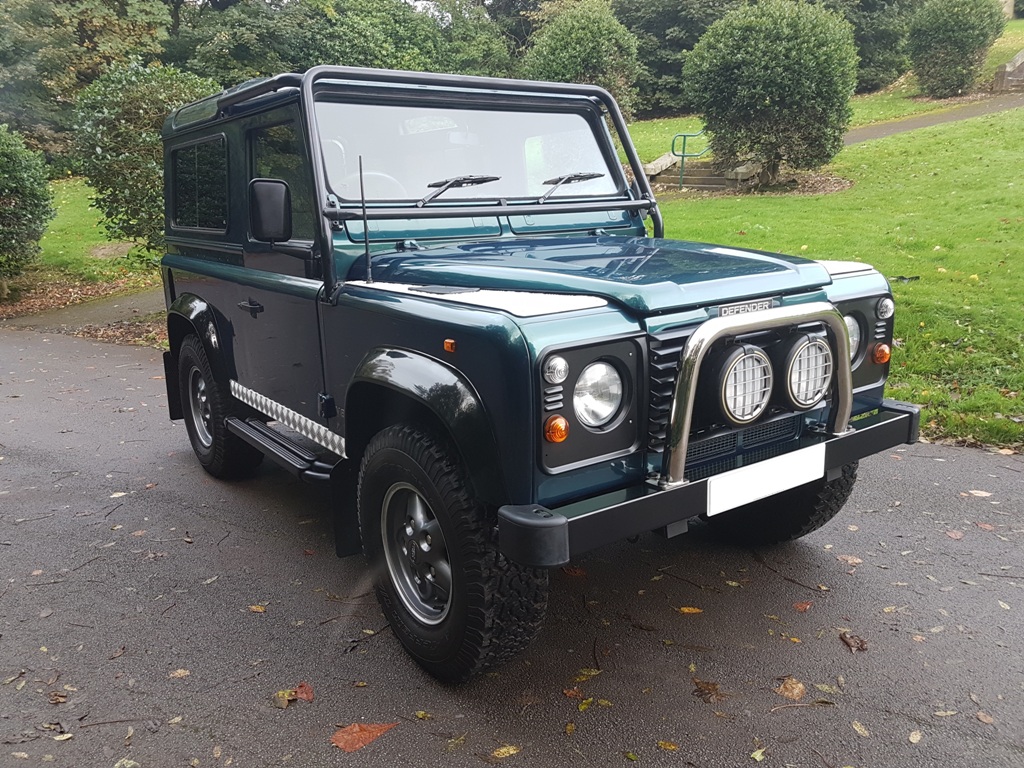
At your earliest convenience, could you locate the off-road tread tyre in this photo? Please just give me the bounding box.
[706,462,858,546]
[178,335,263,479]
[358,424,548,683]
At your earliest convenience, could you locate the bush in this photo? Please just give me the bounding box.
[683,0,858,184]
[73,62,218,254]
[0,124,54,297]
[830,0,919,93]
[523,0,641,119]
[908,0,1005,98]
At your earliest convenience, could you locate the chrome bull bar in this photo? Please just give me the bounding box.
[659,301,853,489]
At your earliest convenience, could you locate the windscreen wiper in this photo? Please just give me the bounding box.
[538,172,605,203]
[417,175,501,207]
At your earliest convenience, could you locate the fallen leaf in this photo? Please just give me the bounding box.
[909,730,922,744]
[573,668,602,683]
[624,751,639,762]
[968,490,992,497]
[597,699,613,707]
[578,697,594,712]
[815,683,841,695]
[933,710,957,717]
[414,711,431,720]
[48,691,67,705]
[561,566,586,577]
[852,721,870,737]
[203,576,218,585]
[912,635,926,643]
[751,747,766,761]
[774,676,806,701]
[793,601,813,613]
[294,682,313,702]
[448,734,466,751]
[840,632,868,653]
[491,745,520,759]
[977,712,994,725]
[946,530,964,540]
[249,605,266,613]
[303,549,315,556]
[110,492,127,498]
[725,580,741,587]
[168,669,191,679]
[272,690,296,709]
[353,681,368,688]
[330,723,398,752]
[130,530,146,537]
[998,601,1010,610]
[53,734,73,741]
[976,522,995,531]
[677,606,703,615]
[565,723,576,735]
[692,677,727,703]
[563,687,583,699]
[658,740,679,751]
[836,555,863,566]
[109,646,125,660]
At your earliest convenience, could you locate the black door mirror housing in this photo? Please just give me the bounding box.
[249,178,292,243]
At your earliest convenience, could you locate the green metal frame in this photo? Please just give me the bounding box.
[671,130,710,189]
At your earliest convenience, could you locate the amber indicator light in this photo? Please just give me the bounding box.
[443,339,457,353]
[544,415,569,443]
[873,343,891,365]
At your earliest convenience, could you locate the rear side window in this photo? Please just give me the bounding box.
[173,137,228,230]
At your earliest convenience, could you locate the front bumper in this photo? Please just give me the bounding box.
[498,399,920,567]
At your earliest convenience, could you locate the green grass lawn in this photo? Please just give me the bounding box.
[657,109,1024,447]
[27,177,157,287]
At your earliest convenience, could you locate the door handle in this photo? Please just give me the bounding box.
[238,299,264,318]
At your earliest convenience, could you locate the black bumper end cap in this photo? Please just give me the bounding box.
[881,398,921,444]
[497,504,569,568]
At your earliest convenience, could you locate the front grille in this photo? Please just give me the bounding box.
[647,323,809,475]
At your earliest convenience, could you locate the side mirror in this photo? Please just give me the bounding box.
[249,178,292,243]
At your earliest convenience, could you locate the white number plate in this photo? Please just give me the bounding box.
[706,443,826,516]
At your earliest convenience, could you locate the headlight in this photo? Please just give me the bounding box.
[784,335,833,408]
[718,344,772,425]
[844,314,861,360]
[574,362,623,428]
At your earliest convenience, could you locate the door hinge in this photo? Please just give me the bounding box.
[318,393,337,419]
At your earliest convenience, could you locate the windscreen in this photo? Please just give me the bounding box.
[314,100,620,202]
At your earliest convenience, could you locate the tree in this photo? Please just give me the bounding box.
[73,62,218,253]
[826,0,921,92]
[427,0,515,78]
[684,0,858,185]
[0,0,169,158]
[484,0,542,52]
[522,0,641,118]
[908,0,1005,98]
[297,0,447,73]
[613,0,740,116]
[0,124,54,299]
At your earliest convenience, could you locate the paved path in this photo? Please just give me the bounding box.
[0,287,165,333]
[845,90,1024,144]
[1,327,1022,767]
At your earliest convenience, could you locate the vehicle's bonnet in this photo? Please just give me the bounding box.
[358,236,833,314]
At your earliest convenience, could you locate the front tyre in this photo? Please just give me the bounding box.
[177,335,262,478]
[705,462,858,545]
[358,425,548,683]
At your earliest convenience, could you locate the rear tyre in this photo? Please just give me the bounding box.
[177,334,262,478]
[358,424,548,683]
[705,462,858,545]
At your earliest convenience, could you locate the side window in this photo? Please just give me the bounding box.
[173,137,228,230]
[251,122,315,240]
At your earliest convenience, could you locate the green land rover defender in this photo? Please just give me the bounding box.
[160,67,919,681]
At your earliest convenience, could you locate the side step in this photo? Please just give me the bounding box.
[226,417,337,483]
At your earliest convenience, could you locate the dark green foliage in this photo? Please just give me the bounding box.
[484,0,541,51]
[613,0,740,116]
[826,0,921,92]
[298,0,446,73]
[0,125,54,293]
[684,0,858,183]
[523,0,641,118]
[430,0,514,78]
[73,62,217,253]
[908,0,1005,98]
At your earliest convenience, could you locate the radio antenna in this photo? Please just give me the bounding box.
[359,155,372,283]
